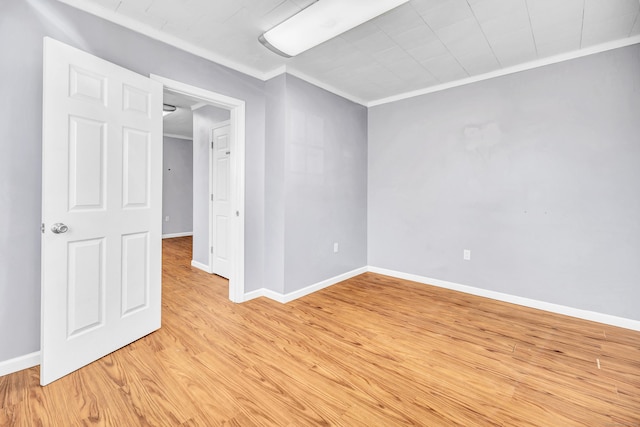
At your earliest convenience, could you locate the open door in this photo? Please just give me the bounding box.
[210,122,231,279]
[41,38,163,385]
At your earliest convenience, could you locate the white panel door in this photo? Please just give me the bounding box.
[211,124,231,279]
[41,38,163,385]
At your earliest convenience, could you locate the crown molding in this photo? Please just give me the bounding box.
[261,65,368,106]
[284,67,369,106]
[368,35,640,107]
[262,65,287,81]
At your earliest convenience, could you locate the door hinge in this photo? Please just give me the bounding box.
[236,211,240,217]
[211,141,214,149]
[210,246,213,254]
[41,223,45,234]
[211,194,214,201]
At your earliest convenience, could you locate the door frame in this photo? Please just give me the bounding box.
[209,120,231,277]
[150,75,245,303]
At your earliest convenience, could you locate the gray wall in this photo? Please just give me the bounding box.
[263,74,368,294]
[283,75,368,293]
[0,0,267,362]
[368,45,640,320]
[264,75,287,294]
[192,106,229,265]
[162,137,193,236]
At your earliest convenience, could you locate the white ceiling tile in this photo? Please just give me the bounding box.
[91,0,121,10]
[455,50,501,74]
[290,0,315,8]
[434,17,486,46]
[489,28,538,66]
[178,0,246,24]
[373,4,426,37]
[405,38,450,61]
[469,0,527,23]
[118,0,152,10]
[180,16,228,42]
[348,30,397,53]
[479,13,531,41]
[248,0,290,17]
[583,0,640,24]
[146,0,199,25]
[419,53,468,82]
[339,21,380,44]
[331,52,374,70]
[365,64,405,86]
[581,12,639,46]
[390,25,438,50]
[116,0,166,29]
[385,58,436,82]
[261,0,310,29]
[407,72,440,88]
[410,0,454,17]
[532,19,583,47]
[436,19,495,63]
[322,65,356,80]
[631,14,640,35]
[527,0,584,28]
[416,0,475,30]
[371,46,411,65]
[302,36,354,58]
[535,37,581,57]
[338,21,384,43]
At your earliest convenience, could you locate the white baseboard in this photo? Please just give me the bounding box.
[243,266,368,304]
[243,288,283,302]
[191,260,211,273]
[368,266,640,332]
[0,351,40,377]
[162,232,193,239]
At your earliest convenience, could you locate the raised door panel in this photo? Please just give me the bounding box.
[69,66,107,105]
[122,128,150,208]
[121,232,149,316]
[123,84,150,116]
[67,238,105,338]
[215,156,229,202]
[68,116,106,211]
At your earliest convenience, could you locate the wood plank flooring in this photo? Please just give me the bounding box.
[1,236,639,426]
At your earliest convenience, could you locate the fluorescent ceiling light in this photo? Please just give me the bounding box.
[259,0,410,58]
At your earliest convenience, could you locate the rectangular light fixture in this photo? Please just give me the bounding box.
[259,0,410,58]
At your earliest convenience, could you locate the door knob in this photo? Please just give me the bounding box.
[51,223,69,234]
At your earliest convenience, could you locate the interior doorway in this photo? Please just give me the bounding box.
[153,75,246,303]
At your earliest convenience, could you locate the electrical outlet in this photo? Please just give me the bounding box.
[463,249,471,261]
[165,216,170,222]
[333,243,339,253]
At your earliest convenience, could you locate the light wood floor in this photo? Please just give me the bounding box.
[1,237,639,426]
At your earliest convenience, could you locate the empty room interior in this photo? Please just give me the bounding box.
[1,0,639,425]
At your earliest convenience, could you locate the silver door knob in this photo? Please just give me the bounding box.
[51,223,69,234]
